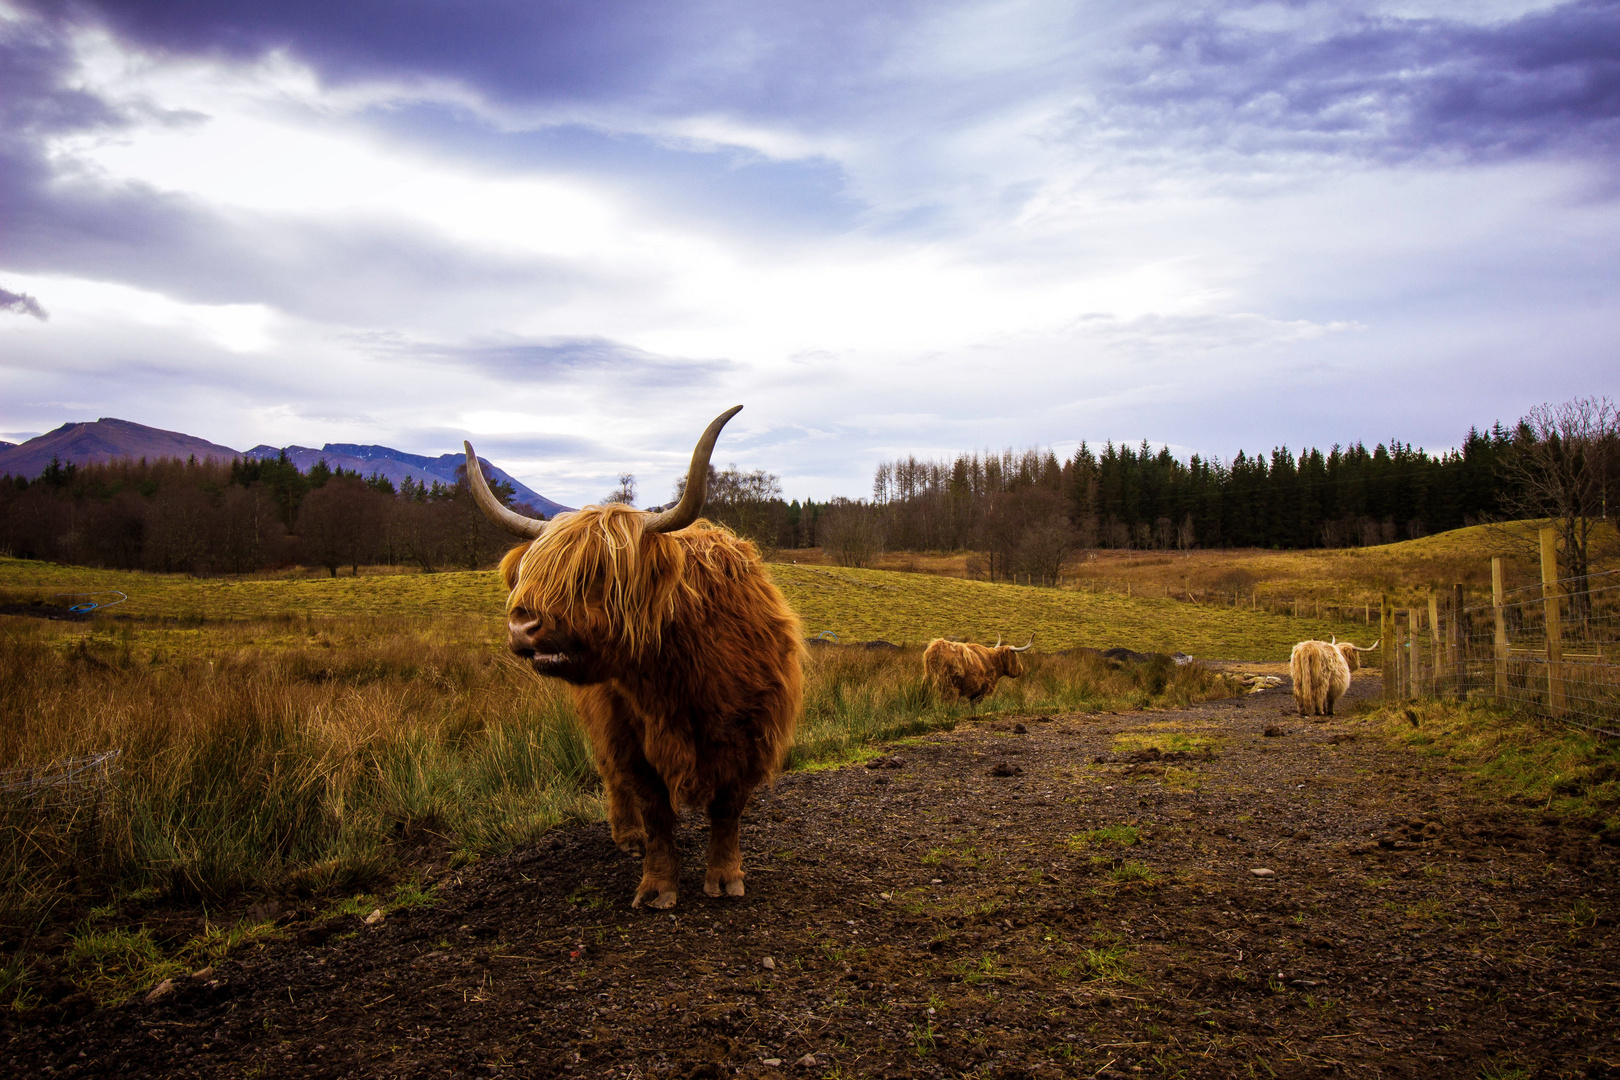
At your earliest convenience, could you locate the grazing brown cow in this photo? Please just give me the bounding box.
[1289,636,1379,716]
[923,635,1033,704]
[465,407,803,910]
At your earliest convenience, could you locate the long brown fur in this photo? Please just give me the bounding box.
[501,504,803,909]
[923,638,1027,704]
[1289,640,1352,717]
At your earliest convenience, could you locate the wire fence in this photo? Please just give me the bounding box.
[0,749,122,811]
[1384,560,1620,737]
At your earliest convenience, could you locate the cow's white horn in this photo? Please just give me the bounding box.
[645,406,744,535]
[1010,634,1035,653]
[464,442,548,538]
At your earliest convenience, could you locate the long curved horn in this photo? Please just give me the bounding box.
[464,442,547,539]
[1330,634,1338,645]
[644,406,743,534]
[1010,634,1035,653]
[993,635,1003,648]
[1355,639,1381,651]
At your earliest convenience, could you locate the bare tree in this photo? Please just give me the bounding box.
[676,464,784,556]
[1175,513,1196,552]
[819,498,884,568]
[1499,396,1620,599]
[1016,515,1076,584]
[604,473,636,505]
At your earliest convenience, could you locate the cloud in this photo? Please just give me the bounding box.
[1088,1,1620,166]
[13,0,917,120]
[0,286,47,319]
[375,334,736,388]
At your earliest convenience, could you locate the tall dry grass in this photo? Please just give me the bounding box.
[0,617,595,930]
[0,615,1238,931]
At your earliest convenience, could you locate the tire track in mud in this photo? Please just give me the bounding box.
[9,675,1619,1078]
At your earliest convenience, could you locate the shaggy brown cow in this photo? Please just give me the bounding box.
[1331,634,1380,675]
[1289,636,1379,716]
[465,407,803,910]
[923,635,1033,704]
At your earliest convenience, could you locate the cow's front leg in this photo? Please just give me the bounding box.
[602,774,646,858]
[703,784,751,898]
[623,765,681,909]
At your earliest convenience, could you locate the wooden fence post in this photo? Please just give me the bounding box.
[1381,594,1396,700]
[1453,582,1468,699]
[1492,556,1508,703]
[1541,526,1565,716]
[1432,592,1445,693]
[1407,606,1423,698]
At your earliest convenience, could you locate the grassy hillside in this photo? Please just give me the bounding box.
[769,563,1366,658]
[1,555,1363,660]
[791,518,1620,611]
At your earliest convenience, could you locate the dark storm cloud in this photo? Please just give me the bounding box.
[0,288,48,319]
[1099,1,1620,162]
[393,335,734,388]
[13,0,916,120]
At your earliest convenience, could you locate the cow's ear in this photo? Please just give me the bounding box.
[500,543,531,590]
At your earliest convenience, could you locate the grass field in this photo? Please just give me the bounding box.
[0,553,1244,945]
[792,518,1620,610]
[1,553,1374,661]
[0,523,1605,1008]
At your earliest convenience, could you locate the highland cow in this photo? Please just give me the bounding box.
[1289,636,1379,716]
[465,407,803,910]
[923,635,1033,704]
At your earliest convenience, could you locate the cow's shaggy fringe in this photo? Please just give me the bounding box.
[501,505,690,659]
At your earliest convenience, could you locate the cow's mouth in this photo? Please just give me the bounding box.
[529,652,570,669]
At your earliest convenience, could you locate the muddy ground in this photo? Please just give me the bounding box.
[8,674,1620,1079]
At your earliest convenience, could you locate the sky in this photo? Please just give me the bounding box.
[1,0,1617,507]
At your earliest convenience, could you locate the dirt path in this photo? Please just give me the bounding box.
[9,676,1620,1079]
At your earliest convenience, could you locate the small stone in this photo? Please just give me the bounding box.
[763,1061,783,1068]
[1013,723,1027,734]
[364,908,386,926]
[878,892,892,901]
[930,878,943,885]
[143,978,175,1004]
[761,956,776,970]
[796,1055,818,1067]
[1250,868,1275,877]
[190,965,214,981]
[1263,725,1286,737]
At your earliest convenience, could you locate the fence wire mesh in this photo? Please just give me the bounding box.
[0,749,121,811]
[1390,569,1620,736]
[1478,568,1620,736]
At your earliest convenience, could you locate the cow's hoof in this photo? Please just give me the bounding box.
[703,874,745,898]
[633,888,678,910]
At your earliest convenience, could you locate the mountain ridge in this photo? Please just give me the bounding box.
[0,419,573,517]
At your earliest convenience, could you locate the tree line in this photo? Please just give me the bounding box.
[829,398,1619,582]
[3,397,1614,581]
[0,453,525,576]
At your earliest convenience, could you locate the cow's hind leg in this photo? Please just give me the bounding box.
[703,784,752,898]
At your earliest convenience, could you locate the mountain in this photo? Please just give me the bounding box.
[243,443,573,518]
[0,418,573,517]
[0,418,239,478]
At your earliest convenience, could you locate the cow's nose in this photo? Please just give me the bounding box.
[507,612,542,657]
